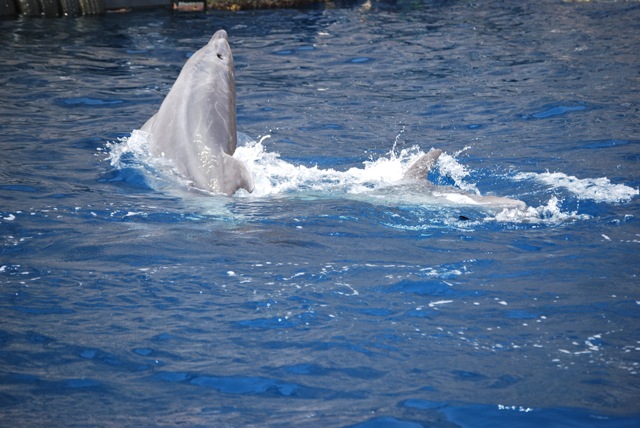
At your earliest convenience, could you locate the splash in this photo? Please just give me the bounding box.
[106,129,150,169]
[488,197,591,224]
[108,132,491,201]
[437,147,480,195]
[515,171,638,204]
[106,129,192,190]
[106,131,635,225]
[233,135,427,197]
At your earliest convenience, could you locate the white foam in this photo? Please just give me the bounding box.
[106,129,150,168]
[106,130,203,193]
[515,171,638,203]
[234,137,423,197]
[109,132,493,205]
[488,197,591,224]
[437,148,480,195]
[107,131,634,226]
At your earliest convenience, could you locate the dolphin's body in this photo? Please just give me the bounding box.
[138,30,522,208]
[404,149,526,210]
[141,30,254,195]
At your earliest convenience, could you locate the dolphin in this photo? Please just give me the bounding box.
[141,29,254,196]
[404,148,527,210]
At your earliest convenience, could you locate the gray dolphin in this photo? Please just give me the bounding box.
[404,149,526,210]
[141,29,254,195]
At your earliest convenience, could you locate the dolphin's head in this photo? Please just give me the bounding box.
[208,29,234,72]
[200,29,236,156]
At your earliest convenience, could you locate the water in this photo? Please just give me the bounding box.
[1,1,639,426]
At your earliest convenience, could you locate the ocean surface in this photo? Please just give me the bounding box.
[1,1,639,426]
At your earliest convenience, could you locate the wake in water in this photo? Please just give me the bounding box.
[106,131,638,225]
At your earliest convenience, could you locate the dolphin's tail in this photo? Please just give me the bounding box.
[402,148,527,210]
[404,148,442,180]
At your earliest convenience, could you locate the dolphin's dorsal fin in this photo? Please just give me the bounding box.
[404,148,442,180]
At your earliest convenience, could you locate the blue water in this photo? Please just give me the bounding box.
[1,1,640,426]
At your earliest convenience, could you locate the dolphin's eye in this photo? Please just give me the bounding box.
[217,54,223,60]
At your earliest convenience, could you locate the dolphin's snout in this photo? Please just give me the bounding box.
[211,29,228,41]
